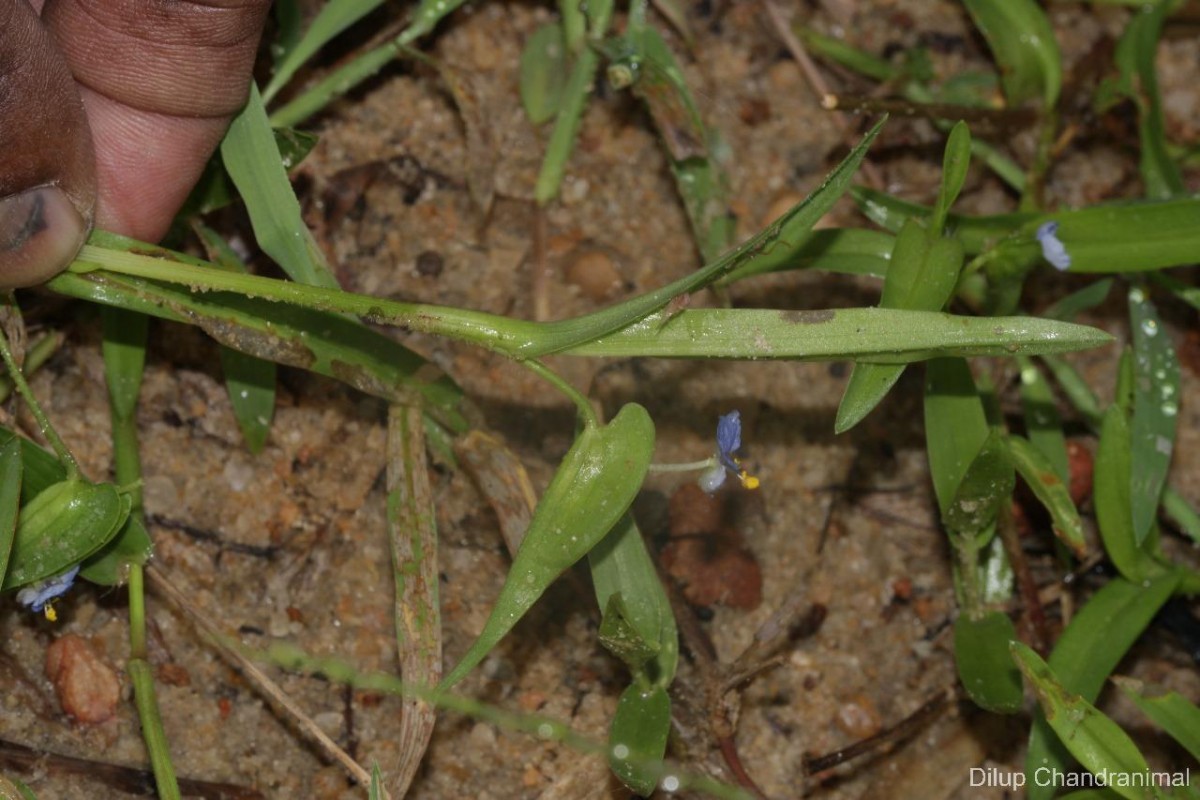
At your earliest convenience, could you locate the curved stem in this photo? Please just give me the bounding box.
[649,458,717,473]
[522,360,598,428]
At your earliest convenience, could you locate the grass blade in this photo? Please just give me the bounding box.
[962,0,1062,108]
[1113,677,1200,763]
[1106,2,1186,199]
[0,439,22,585]
[1024,572,1181,800]
[1017,357,1068,481]
[520,23,568,125]
[1013,643,1155,800]
[262,0,391,104]
[1127,285,1179,544]
[221,84,339,289]
[718,228,893,284]
[1006,434,1085,557]
[195,223,277,454]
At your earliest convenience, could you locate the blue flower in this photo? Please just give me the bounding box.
[1036,221,1071,271]
[700,411,760,493]
[16,565,80,621]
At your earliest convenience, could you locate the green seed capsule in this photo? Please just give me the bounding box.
[2,480,129,591]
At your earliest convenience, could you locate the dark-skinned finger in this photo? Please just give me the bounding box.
[42,0,271,242]
[0,0,96,290]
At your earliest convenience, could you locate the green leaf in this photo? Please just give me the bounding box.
[50,253,466,434]
[718,228,893,284]
[961,0,1062,108]
[1161,488,1200,545]
[924,358,991,517]
[194,223,279,454]
[1013,643,1155,800]
[101,308,148,420]
[368,763,385,800]
[0,439,22,586]
[221,84,340,289]
[1114,677,1200,763]
[438,404,655,690]
[2,480,130,590]
[566,308,1111,362]
[1046,279,1114,322]
[534,2,615,205]
[598,593,661,671]
[853,189,1200,272]
[79,514,152,586]
[945,430,1014,540]
[608,684,671,795]
[930,121,972,234]
[836,219,963,432]
[1094,406,1164,581]
[520,23,568,125]
[1024,572,1181,800]
[1128,286,1179,545]
[180,126,318,219]
[529,118,887,356]
[1007,435,1086,558]
[267,0,470,129]
[590,514,678,686]
[1107,2,1186,199]
[1040,354,1103,429]
[1017,357,1068,481]
[955,611,1023,713]
[262,0,391,103]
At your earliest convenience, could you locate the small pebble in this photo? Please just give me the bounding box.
[835,695,882,739]
[415,250,444,277]
[46,634,120,724]
[565,250,621,301]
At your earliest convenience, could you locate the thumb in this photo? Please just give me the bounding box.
[0,0,96,290]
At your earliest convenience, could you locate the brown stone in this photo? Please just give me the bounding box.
[45,634,120,724]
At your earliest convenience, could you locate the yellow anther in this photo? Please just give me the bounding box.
[739,471,760,490]
[44,603,58,622]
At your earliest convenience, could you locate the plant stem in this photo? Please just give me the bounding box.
[522,360,599,427]
[648,458,717,473]
[128,657,182,800]
[72,244,539,355]
[0,311,81,479]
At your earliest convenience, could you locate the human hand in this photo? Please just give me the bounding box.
[0,0,271,289]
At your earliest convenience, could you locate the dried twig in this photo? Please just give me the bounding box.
[762,0,885,190]
[145,565,376,792]
[385,404,442,798]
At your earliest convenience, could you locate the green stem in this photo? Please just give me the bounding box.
[71,244,539,355]
[648,458,716,473]
[128,658,182,800]
[0,332,62,404]
[523,360,598,427]
[0,314,81,478]
[129,564,147,660]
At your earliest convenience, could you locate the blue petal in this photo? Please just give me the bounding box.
[16,565,80,613]
[1036,221,1071,271]
[716,411,741,454]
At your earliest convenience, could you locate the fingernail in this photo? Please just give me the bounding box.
[0,186,89,290]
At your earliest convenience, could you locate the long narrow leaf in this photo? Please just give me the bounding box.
[438,404,654,691]
[1127,285,1179,544]
[221,84,340,289]
[1024,572,1181,800]
[565,308,1112,361]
